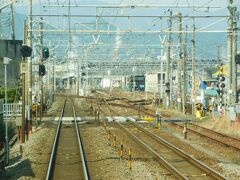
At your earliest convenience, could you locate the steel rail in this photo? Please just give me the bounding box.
[171,122,240,151]
[113,120,187,180]
[45,99,66,180]
[130,122,227,180]
[94,92,121,116]
[72,100,90,180]
[116,96,156,117]
[189,123,240,142]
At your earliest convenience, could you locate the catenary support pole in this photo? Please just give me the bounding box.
[21,63,26,143]
[27,0,33,132]
[40,17,43,122]
[4,63,9,165]
[10,3,15,40]
[177,13,183,111]
[166,10,172,108]
[191,18,196,115]
[21,21,28,143]
[231,5,238,103]
[182,26,188,114]
[52,58,55,101]
[227,0,233,106]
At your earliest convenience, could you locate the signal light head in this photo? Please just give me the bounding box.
[39,64,46,76]
[220,83,225,88]
[217,74,225,81]
[21,45,32,58]
[42,47,49,60]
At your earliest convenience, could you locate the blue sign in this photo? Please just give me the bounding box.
[199,81,207,89]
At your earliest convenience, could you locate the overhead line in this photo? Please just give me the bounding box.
[31,14,229,18]
[28,29,230,33]
[42,4,221,9]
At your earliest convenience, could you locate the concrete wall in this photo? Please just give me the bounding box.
[0,59,20,87]
[0,40,22,87]
[0,40,22,60]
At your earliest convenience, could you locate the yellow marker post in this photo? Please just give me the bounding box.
[183,122,187,139]
[120,140,123,158]
[128,148,132,170]
[97,111,99,122]
[196,110,202,118]
[104,122,107,132]
[156,111,161,129]
[114,133,116,148]
[108,130,111,145]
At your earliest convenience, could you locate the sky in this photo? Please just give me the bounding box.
[31,0,232,6]
[5,0,237,9]
[0,0,237,16]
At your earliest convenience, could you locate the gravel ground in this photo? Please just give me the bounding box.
[2,90,240,179]
[74,95,175,179]
[94,89,240,179]
[162,122,240,179]
[196,116,240,138]
[0,96,64,180]
[0,125,55,180]
[80,123,174,180]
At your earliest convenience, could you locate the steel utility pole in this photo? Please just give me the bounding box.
[159,35,166,100]
[182,26,188,114]
[21,62,26,143]
[10,3,15,40]
[4,57,12,165]
[27,0,32,136]
[21,21,28,143]
[166,10,172,108]
[160,45,164,99]
[227,0,233,106]
[77,59,80,96]
[52,58,55,101]
[40,17,43,122]
[177,13,183,111]
[4,61,8,165]
[231,4,238,103]
[191,18,196,115]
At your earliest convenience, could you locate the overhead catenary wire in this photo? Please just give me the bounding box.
[25,1,233,67]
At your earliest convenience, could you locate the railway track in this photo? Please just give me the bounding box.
[170,122,240,151]
[45,99,89,180]
[114,121,226,180]
[96,90,156,116]
[101,91,240,152]
[95,91,228,179]
[97,91,240,152]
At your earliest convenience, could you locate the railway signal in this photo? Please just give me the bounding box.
[165,82,170,93]
[39,64,46,76]
[20,44,32,58]
[42,47,49,60]
[236,53,240,64]
[216,71,225,109]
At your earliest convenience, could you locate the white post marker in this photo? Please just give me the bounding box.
[3,57,12,166]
